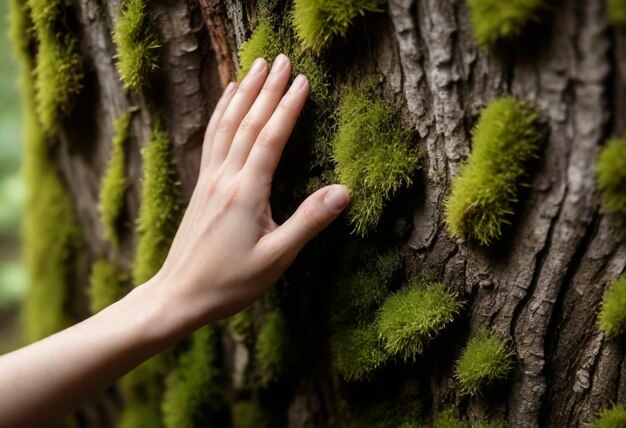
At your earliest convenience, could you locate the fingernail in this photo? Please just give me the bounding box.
[288,74,307,93]
[248,58,266,76]
[271,54,289,73]
[324,186,350,212]
[224,81,236,94]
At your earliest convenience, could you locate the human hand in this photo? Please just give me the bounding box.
[152,54,350,328]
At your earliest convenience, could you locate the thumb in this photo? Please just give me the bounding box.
[262,185,350,260]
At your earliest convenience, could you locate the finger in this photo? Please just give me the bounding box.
[257,185,350,262]
[224,54,292,172]
[200,81,238,172]
[208,58,269,171]
[242,74,309,180]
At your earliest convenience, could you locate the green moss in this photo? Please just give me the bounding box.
[331,323,388,381]
[333,86,418,236]
[256,310,289,385]
[607,0,626,25]
[229,306,254,339]
[113,0,160,90]
[455,328,514,395]
[377,281,461,361]
[99,112,131,247]
[466,0,547,50]
[332,247,402,323]
[88,259,127,314]
[162,326,223,428]
[433,408,469,428]
[11,0,83,341]
[597,138,626,219]
[232,401,267,428]
[237,17,330,106]
[292,0,385,53]
[28,0,83,132]
[131,120,181,285]
[119,354,170,428]
[445,96,541,246]
[599,275,626,337]
[346,399,422,428]
[593,404,626,428]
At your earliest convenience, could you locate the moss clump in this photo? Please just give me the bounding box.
[599,275,626,337]
[445,96,541,246]
[433,408,468,428]
[113,0,160,90]
[466,0,547,50]
[131,120,181,285]
[377,281,461,361]
[455,328,514,395]
[292,0,385,52]
[119,354,170,428]
[27,0,83,132]
[256,310,289,385]
[162,326,223,428]
[346,397,422,428]
[596,138,626,219]
[333,86,418,236]
[593,404,626,428]
[99,112,131,247]
[332,247,402,323]
[331,323,388,381]
[88,259,127,314]
[232,401,267,428]
[237,17,330,107]
[607,0,626,25]
[11,0,83,341]
[229,306,254,339]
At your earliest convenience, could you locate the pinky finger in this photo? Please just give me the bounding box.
[200,81,238,173]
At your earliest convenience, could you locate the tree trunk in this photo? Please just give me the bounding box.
[11,0,626,426]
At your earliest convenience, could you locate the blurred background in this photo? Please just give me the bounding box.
[0,1,28,353]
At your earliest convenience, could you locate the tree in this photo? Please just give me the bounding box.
[8,0,626,426]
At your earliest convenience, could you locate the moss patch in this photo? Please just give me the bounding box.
[28,0,83,132]
[11,0,83,341]
[131,120,181,285]
[607,0,626,25]
[99,112,131,248]
[377,281,461,361]
[596,138,626,219]
[466,0,547,50]
[119,354,170,428]
[292,0,385,53]
[455,328,514,395]
[162,326,223,428]
[333,86,418,236]
[331,322,388,381]
[445,96,541,246]
[332,246,402,324]
[113,0,160,90]
[255,309,289,385]
[232,401,267,428]
[433,407,468,428]
[88,259,127,313]
[599,275,626,337]
[593,403,626,428]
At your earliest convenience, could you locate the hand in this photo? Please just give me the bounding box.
[152,54,350,326]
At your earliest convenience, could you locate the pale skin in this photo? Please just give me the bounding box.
[0,54,350,427]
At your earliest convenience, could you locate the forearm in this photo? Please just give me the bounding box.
[0,278,193,427]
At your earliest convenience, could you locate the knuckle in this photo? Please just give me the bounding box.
[238,116,263,135]
[255,130,276,149]
[216,116,236,135]
[300,204,325,232]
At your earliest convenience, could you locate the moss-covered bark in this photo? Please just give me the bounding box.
[11,0,626,426]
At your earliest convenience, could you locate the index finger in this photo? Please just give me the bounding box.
[241,74,309,181]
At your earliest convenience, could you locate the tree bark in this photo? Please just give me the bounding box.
[19,0,626,426]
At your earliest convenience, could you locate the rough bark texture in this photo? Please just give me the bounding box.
[41,0,626,426]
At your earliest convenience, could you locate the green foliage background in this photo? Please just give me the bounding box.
[0,0,27,351]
